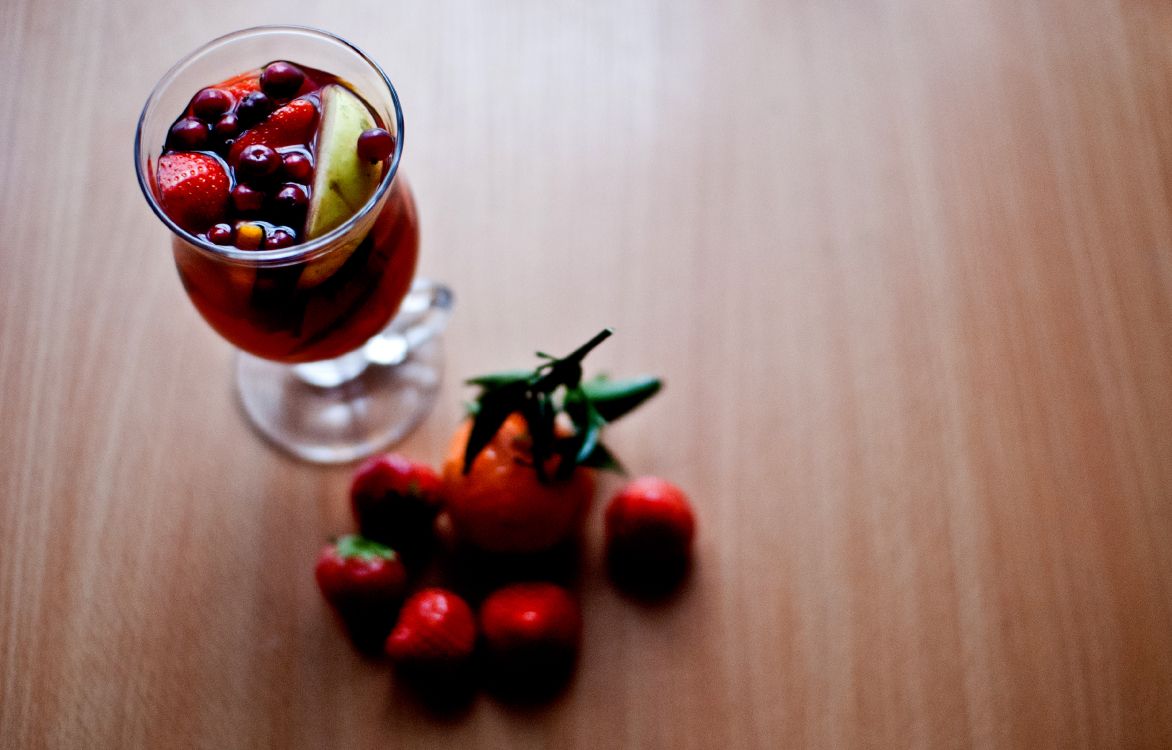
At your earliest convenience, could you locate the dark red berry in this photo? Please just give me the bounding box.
[236,91,274,127]
[231,184,265,213]
[265,227,298,249]
[236,144,281,184]
[207,223,234,245]
[191,88,232,121]
[272,183,308,217]
[605,477,696,596]
[281,151,313,183]
[168,118,209,150]
[213,113,239,139]
[356,128,394,163]
[260,62,305,98]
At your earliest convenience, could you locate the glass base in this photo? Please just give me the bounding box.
[234,281,451,463]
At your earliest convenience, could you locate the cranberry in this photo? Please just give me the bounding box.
[236,91,274,127]
[213,113,239,139]
[236,144,281,184]
[265,227,298,249]
[191,88,232,121]
[281,151,313,183]
[167,118,209,150]
[260,62,305,98]
[231,184,265,213]
[356,128,394,163]
[207,223,234,245]
[272,183,308,218]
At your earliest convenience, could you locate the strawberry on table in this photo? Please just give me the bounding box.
[350,453,442,560]
[480,582,582,701]
[156,152,230,234]
[314,534,407,653]
[605,477,696,597]
[481,582,581,660]
[385,588,477,666]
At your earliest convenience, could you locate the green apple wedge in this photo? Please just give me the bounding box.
[299,84,386,287]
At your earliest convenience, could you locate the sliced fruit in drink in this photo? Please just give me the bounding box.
[299,84,386,286]
[306,84,384,239]
[228,99,318,163]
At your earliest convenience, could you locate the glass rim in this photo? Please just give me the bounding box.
[134,24,404,264]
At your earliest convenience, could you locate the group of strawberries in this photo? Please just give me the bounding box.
[315,329,692,700]
[314,451,695,700]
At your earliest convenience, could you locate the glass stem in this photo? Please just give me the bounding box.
[292,347,370,387]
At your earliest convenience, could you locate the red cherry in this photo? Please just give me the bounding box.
[356,128,394,163]
[236,91,274,127]
[236,144,281,184]
[265,227,297,249]
[191,88,232,121]
[281,151,313,183]
[207,223,233,245]
[261,62,306,98]
[231,184,264,213]
[168,118,209,150]
[213,113,239,139]
[272,183,308,217]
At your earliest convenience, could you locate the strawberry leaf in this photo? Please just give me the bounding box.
[336,534,397,561]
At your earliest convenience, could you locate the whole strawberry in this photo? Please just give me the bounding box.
[480,582,582,701]
[351,453,442,561]
[605,477,696,596]
[156,152,229,234]
[315,535,407,653]
[385,588,476,667]
[481,582,581,658]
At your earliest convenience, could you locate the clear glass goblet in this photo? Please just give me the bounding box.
[135,26,451,463]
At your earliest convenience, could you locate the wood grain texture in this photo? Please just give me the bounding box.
[2,1,1172,747]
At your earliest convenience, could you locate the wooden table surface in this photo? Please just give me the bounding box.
[3,1,1172,747]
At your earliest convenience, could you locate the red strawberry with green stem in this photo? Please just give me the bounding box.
[314,534,407,653]
[156,152,229,234]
